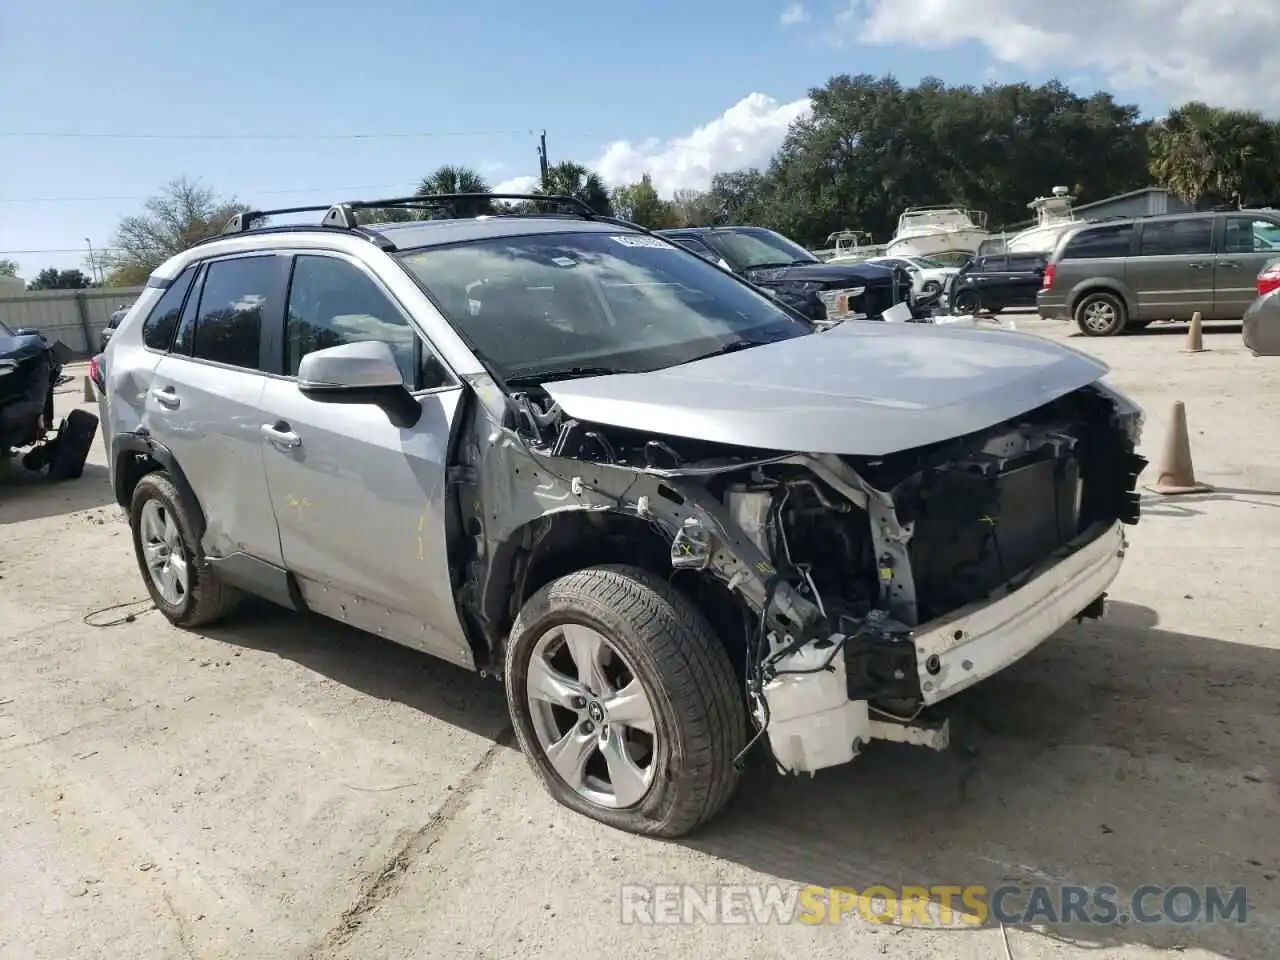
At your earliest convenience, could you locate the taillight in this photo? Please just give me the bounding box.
[1042,263,1057,290]
[1257,262,1280,296]
[88,355,103,388]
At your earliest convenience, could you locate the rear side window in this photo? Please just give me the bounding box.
[1224,217,1280,254]
[189,256,278,370]
[1006,254,1046,271]
[1138,218,1213,257]
[1063,223,1134,259]
[141,267,197,350]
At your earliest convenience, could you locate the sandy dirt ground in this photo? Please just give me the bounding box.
[1,316,1277,960]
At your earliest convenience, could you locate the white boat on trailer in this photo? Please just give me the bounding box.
[981,186,1080,256]
[886,206,990,262]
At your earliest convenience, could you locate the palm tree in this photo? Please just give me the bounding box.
[413,164,494,217]
[538,161,613,215]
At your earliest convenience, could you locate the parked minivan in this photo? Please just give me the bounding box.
[1037,209,1280,336]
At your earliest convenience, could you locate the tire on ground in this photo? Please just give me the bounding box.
[1074,291,1128,337]
[129,472,241,627]
[505,564,746,838]
[47,409,98,481]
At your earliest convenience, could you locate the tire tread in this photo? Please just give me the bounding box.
[507,564,746,837]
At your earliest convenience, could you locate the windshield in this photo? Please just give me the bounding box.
[397,230,812,382]
[907,255,948,269]
[700,228,819,271]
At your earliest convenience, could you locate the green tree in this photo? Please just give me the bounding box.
[671,189,720,227]
[538,161,612,215]
[1148,102,1280,206]
[610,174,679,228]
[28,267,91,290]
[105,177,248,286]
[756,74,1152,247]
[0,259,18,278]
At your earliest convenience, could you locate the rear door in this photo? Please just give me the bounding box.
[998,253,1047,307]
[1215,214,1280,317]
[146,253,289,564]
[1129,216,1215,320]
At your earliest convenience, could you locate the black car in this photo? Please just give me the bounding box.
[100,307,129,352]
[0,321,98,479]
[949,252,1048,315]
[656,226,910,325]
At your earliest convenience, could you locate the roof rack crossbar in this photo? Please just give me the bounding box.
[221,204,337,235]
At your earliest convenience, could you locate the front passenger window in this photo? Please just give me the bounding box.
[285,255,441,388]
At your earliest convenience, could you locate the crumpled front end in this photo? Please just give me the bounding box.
[0,334,57,450]
[458,371,1145,778]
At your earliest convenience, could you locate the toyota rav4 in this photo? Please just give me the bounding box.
[101,194,1146,837]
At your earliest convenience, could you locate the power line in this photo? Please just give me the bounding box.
[0,182,417,204]
[0,128,535,141]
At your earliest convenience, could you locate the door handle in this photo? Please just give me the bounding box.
[1187,262,1209,269]
[151,386,180,409]
[260,422,302,449]
[1218,260,1240,268]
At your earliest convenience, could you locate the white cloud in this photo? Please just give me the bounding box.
[492,175,539,194]
[779,2,808,25]
[843,0,1280,113]
[488,92,811,199]
[593,93,811,195]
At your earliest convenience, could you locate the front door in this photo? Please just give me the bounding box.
[146,253,288,565]
[1129,216,1215,320]
[1215,215,1280,318]
[256,252,474,669]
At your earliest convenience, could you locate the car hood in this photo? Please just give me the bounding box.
[745,261,895,286]
[542,322,1109,457]
[0,332,49,363]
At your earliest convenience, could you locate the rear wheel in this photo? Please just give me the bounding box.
[130,473,241,627]
[505,564,746,838]
[1074,292,1127,336]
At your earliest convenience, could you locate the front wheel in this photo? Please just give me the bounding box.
[921,279,942,296]
[952,289,981,314]
[1074,292,1128,337]
[505,565,746,838]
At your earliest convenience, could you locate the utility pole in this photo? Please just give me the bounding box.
[537,130,549,186]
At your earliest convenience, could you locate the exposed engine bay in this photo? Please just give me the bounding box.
[457,372,1145,779]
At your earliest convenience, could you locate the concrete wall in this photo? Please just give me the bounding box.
[0,286,144,356]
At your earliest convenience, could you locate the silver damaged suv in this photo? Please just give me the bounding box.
[102,194,1147,837]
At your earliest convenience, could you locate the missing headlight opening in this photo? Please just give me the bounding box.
[457,376,1145,780]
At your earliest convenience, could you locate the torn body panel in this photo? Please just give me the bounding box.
[455,371,1145,776]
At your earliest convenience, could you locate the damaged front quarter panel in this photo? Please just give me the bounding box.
[449,379,828,676]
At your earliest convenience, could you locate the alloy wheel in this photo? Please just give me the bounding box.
[525,623,658,809]
[139,499,189,606]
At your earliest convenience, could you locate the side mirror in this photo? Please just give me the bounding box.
[297,341,421,428]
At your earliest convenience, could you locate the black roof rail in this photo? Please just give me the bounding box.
[321,192,601,227]
[221,204,335,234]
[202,192,657,259]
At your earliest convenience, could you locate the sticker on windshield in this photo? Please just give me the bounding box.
[610,235,672,249]
[552,256,577,267]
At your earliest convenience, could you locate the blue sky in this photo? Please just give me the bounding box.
[0,0,1234,281]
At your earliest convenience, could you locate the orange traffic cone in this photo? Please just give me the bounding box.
[1145,400,1213,495]
[1182,312,1205,353]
